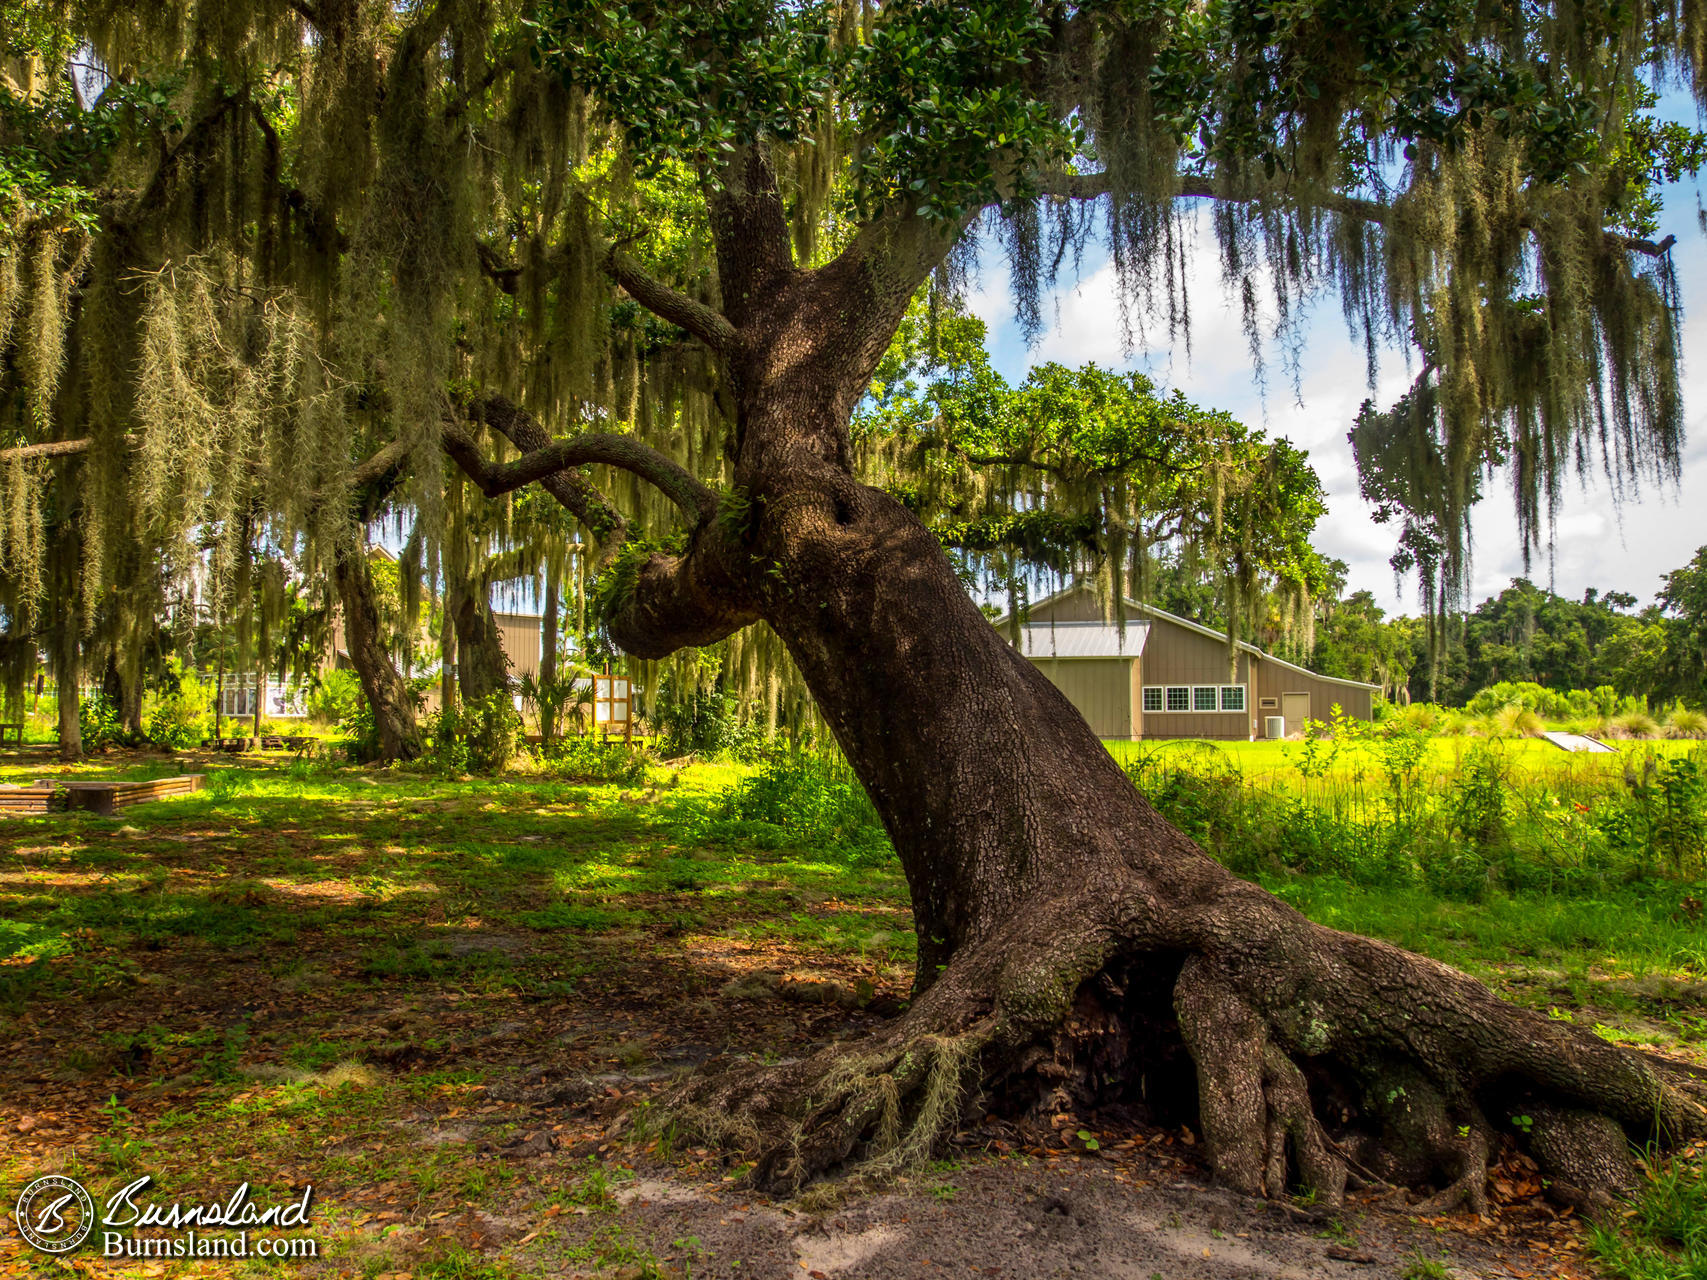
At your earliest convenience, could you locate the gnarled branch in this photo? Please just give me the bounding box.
[439,396,627,569]
[449,395,718,523]
[604,539,761,659]
[475,241,522,295]
[605,249,738,355]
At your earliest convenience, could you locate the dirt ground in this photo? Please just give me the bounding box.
[598,1158,1586,1280]
[451,1068,1596,1280]
[0,755,1625,1278]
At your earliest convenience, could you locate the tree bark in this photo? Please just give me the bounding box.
[540,564,560,744]
[54,611,81,761]
[448,578,510,707]
[101,616,146,741]
[439,602,456,715]
[101,657,127,738]
[330,541,423,762]
[121,664,144,739]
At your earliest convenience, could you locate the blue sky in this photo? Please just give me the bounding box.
[963,189,1707,619]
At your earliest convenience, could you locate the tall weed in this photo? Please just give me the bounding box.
[696,751,891,866]
[1124,738,1707,897]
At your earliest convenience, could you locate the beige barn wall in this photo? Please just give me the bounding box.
[1031,658,1137,739]
[1252,662,1374,735]
[1136,624,1254,740]
[1029,591,1131,625]
[1019,587,1374,741]
[493,612,543,681]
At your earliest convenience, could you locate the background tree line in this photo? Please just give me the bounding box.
[1299,546,1707,710]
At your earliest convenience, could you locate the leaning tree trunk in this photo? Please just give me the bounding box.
[330,542,423,762]
[101,650,145,743]
[468,157,1707,1217]
[611,397,1706,1219]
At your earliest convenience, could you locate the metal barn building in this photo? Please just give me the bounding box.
[1000,585,1376,741]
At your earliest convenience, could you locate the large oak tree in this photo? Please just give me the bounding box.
[5,0,1707,1212]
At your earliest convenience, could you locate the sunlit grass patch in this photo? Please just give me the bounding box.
[1590,1144,1707,1280]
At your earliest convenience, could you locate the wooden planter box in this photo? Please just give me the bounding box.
[0,782,64,814]
[56,774,207,817]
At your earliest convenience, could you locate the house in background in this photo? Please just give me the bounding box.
[998,585,1376,741]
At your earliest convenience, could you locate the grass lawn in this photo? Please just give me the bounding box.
[2,747,1703,1279]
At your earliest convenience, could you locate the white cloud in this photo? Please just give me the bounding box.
[966,207,1707,616]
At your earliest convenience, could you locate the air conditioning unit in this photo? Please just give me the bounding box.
[1264,715,1286,740]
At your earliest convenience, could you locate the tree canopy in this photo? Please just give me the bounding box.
[3,0,1703,668]
[855,301,1334,659]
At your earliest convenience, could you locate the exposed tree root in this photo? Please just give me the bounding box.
[662,881,1707,1216]
[670,1020,995,1194]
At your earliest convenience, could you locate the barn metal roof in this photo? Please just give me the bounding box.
[997,586,1381,691]
[1016,621,1150,659]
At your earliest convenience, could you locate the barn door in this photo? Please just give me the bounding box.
[1281,692,1311,738]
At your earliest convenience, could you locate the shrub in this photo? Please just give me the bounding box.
[700,752,891,865]
[1451,747,1510,849]
[78,692,124,750]
[651,672,759,758]
[1435,709,1471,737]
[340,700,382,763]
[1612,711,1661,739]
[306,669,364,726]
[1493,704,1544,738]
[1664,706,1707,739]
[1468,681,1555,718]
[1395,703,1441,732]
[535,735,649,785]
[426,691,522,774]
[145,660,212,748]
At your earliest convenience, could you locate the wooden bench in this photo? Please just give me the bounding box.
[0,722,25,747]
[58,774,207,817]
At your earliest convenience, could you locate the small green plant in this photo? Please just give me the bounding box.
[1400,1251,1451,1280]
[1317,1218,1356,1246]
[1589,1148,1707,1280]
[1293,717,1342,779]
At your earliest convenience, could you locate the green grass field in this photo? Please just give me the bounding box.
[1,745,1703,1278]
